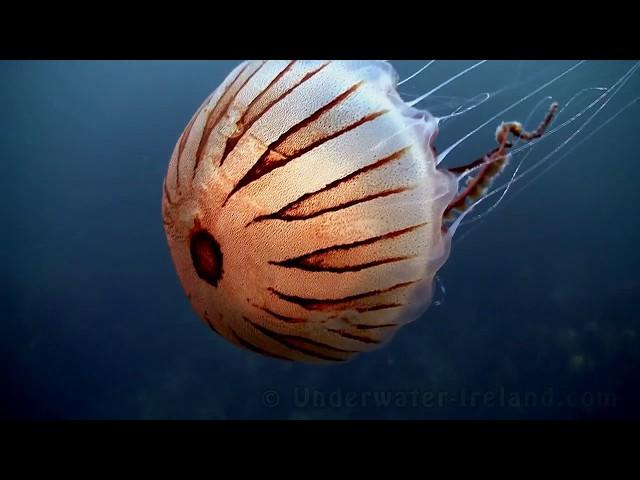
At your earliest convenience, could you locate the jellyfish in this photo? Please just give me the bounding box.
[162,60,639,363]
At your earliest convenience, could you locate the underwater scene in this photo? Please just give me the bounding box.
[2,60,639,419]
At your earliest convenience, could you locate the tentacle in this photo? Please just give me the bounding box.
[443,101,558,220]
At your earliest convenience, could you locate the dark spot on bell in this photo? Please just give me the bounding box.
[190,228,223,288]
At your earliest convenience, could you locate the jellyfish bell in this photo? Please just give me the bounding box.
[162,60,637,363]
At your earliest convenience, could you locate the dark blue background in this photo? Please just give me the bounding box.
[2,60,638,419]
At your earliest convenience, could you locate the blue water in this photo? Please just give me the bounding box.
[2,60,639,419]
